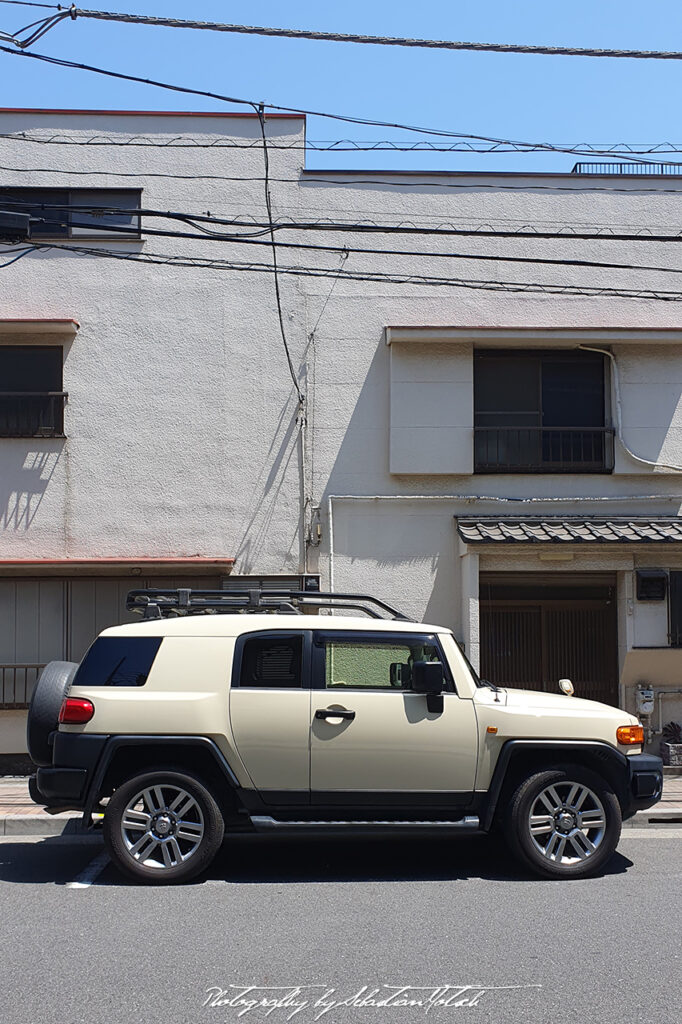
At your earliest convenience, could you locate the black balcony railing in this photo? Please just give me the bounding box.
[0,392,67,437]
[474,426,615,473]
[0,664,45,709]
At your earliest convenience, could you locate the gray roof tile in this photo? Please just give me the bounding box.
[456,517,682,543]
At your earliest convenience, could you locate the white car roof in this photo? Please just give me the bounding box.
[100,614,450,638]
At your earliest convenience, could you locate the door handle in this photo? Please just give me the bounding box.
[315,708,356,721]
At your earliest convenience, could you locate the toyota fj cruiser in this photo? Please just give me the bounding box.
[27,587,663,883]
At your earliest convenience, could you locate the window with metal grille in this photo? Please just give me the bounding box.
[239,635,303,688]
[474,349,614,473]
[0,188,141,239]
[0,346,66,437]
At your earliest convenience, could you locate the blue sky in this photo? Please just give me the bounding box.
[2,0,682,171]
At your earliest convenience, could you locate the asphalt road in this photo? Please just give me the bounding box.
[0,830,680,1024]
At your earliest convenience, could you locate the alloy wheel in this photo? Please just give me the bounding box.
[120,783,205,870]
[528,781,607,866]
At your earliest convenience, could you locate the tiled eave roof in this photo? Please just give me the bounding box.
[456,518,682,544]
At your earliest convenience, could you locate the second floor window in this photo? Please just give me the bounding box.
[474,349,614,474]
[0,188,141,239]
[0,346,66,437]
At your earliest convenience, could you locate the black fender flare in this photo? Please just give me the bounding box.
[481,739,629,831]
[82,734,243,824]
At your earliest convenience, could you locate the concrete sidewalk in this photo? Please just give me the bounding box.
[1,773,681,837]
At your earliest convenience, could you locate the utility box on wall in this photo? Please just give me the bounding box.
[636,570,667,601]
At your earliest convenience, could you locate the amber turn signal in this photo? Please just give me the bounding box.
[616,724,644,746]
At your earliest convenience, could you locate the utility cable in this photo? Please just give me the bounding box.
[21,240,682,302]
[0,41,679,168]
[9,195,682,243]
[18,5,682,62]
[255,104,303,406]
[10,209,682,278]
[579,345,682,472]
[7,132,682,158]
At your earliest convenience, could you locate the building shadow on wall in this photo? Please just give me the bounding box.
[0,442,63,530]
[233,390,302,573]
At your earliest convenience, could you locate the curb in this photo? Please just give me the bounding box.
[1,813,83,837]
[623,806,682,827]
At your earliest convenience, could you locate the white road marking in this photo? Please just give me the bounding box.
[621,827,682,838]
[66,850,110,888]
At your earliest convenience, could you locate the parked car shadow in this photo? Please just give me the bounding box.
[0,833,634,887]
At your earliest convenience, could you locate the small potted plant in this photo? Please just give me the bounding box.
[660,721,682,766]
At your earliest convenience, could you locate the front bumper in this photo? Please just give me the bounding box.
[623,752,664,817]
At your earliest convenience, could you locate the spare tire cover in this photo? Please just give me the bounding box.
[26,660,79,767]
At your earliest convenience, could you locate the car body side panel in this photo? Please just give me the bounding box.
[62,635,254,788]
[310,691,478,795]
[229,689,312,791]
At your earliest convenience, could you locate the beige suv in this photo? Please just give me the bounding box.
[27,587,663,884]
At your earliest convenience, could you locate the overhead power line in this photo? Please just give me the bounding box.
[8,155,682,197]
[15,240,682,303]
[6,204,682,276]
[254,102,303,405]
[5,196,682,243]
[9,4,682,61]
[6,132,682,158]
[0,42,680,170]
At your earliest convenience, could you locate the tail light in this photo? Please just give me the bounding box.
[59,697,94,724]
[616,724,644,746]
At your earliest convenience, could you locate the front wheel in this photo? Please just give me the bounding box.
[104,771,225,884]
[505,766,622,879]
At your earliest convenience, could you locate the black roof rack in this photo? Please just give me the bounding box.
[126,588,410,621]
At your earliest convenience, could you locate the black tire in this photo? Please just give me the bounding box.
[505,765,622,880]
[26,660,78,767]
[104,770,225,884]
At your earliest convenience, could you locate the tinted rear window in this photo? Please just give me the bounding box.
[73,636,162,687]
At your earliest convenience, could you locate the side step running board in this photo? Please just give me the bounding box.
[250,815,480,833]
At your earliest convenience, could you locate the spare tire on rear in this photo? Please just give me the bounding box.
[26,660,78,767]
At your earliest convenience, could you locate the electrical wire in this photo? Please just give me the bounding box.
[255,103,303,405]
[9,155,682,196]
[0,243,35,265]
[10,209,682,278]
[0,2,57,8]
[21,5,682,62]
[2,41,681,169]
[20,240,682,302]
[8,196,682,244]
[7,132,682,158]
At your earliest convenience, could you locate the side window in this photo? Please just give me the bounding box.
[239,635,303,688]
[321,635,445,691]
[73,636,162,687]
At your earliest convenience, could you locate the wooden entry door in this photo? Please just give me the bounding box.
[480,597,618,706]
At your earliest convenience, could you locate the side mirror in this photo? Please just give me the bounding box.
[412,660,444,695]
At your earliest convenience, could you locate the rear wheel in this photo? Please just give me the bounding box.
[505,765,622,879]
[104,770,225,884]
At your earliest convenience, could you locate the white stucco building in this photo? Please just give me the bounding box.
[2,108,682,753]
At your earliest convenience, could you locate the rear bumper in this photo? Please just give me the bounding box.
[30,732,108,810]
[33,767,87,804]
[622,753,664,817]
